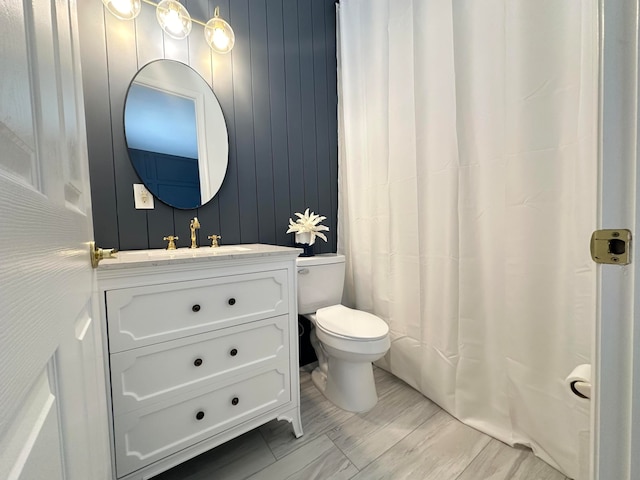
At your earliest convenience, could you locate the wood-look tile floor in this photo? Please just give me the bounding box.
[155,366,569,480]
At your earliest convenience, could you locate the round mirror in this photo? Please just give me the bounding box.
[124,60,228,209]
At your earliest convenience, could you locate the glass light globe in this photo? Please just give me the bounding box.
[156,0,192,40]
[205,11,235,54]
[102,0,141,20]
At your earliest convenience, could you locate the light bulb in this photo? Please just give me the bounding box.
[164,9,183,35]
[102,0,141,20]
[111,0,132,15]
[156,0,192,39]
[212,28,230,50]
[205,9,235,54]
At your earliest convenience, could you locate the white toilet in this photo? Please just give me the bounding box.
[297,254,390,412]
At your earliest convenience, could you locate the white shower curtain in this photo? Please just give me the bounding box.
[337,1,597,478]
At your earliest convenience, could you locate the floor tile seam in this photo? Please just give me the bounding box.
[326,402,425,452]
[376,381,405,399]
[259,434,344,480]
[325,433,362,476]
[271,425,345,459]
[257,427,279,464]
[378,389,435,405]
[324,397,442,469]
[271,440,308,461]
[309,409,357,442]
[244,435,320,480]
[376,377,441,412]
[271,416,352,461]
[345,403,442,472]
[281,450,357,480]
[241,459,277,479]
[279,449,336,480]
[242,453,287,480]
[268,390,354,459]
[505,448,532,479]
[451,437,495,480]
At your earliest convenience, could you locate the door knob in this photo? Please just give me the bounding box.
[90,242,118,268]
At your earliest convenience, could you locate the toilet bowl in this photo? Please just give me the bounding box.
[297,254,390,412]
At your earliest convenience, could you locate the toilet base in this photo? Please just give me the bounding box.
[305,313,386,413]
[311,357,379,413]
[311,367,327,393]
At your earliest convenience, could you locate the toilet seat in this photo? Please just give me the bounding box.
[315,305,389,341]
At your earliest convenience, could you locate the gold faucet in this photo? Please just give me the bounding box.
[189,217,200,249]
[163,235,178,250]
[207,234,221,248]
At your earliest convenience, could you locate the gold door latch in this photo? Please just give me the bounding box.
[590,229,632,265]
[90,242,118,268]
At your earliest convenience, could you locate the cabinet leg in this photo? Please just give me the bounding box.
[277,408,303,438]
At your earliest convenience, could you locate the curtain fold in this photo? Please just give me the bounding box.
[337,1,597,477]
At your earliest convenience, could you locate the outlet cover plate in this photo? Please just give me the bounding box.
[133,184,154,209]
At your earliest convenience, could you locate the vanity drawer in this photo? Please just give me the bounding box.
[110,315,289,414]
[106,270,288,352]
[113,368,290,477]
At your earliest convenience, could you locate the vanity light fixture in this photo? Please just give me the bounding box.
[100,0,235,53]
[204,7,235,54]
[101,0,141,20]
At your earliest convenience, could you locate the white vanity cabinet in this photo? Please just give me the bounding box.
[97,245,303,480]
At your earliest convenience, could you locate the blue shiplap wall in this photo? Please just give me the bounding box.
[77,0,338,253]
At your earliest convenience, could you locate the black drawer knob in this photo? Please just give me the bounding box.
[194,358,203,367]
[195,411,205,420]
[229,348,238,357]
[192,304,201,312]
[231,397,239,406]
[228,298,236,306]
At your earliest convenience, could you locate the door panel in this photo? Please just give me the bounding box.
[56,303,110,480]
[0,1,37,186]
[0,0,109,478]
[0,368,64,480]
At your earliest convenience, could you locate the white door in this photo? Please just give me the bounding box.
[594,1,640,479]
[0,1,110,479]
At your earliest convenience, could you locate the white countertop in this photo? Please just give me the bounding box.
[98,243,302,270]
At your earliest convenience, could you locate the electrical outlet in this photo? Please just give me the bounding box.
[134,184,154,209]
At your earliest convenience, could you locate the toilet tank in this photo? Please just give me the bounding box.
[296,254,346,314]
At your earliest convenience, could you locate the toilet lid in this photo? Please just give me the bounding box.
[315,305,389,340]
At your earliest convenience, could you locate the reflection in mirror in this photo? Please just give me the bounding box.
[124,60,228,209]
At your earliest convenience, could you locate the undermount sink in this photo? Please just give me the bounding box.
[146,245,251,257]
[148,245,250,257]
[115,245,252,262]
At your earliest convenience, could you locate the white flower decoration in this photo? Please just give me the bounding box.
[286,208,329,245]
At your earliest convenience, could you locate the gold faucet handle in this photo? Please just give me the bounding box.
[207,234,221,248]
[163,235,179,250]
